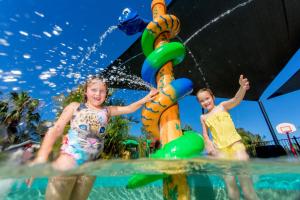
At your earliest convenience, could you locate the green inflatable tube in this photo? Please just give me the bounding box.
[145,42,185,69]
[126,131,204,189]
[141,29,156,57]
[141,42,186,86]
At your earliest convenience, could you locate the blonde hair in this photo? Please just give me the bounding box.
[83,75,108,102]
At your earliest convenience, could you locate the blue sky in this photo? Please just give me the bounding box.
[0,0,299,142]
[0,0,154,114]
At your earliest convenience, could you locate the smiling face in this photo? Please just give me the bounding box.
[85,78,107,108]
[197,90,215,111]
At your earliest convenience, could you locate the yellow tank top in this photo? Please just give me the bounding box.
[205,111,241,149]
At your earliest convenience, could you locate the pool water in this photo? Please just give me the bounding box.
[1,157,300,200]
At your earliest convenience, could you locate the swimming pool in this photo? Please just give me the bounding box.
[1,157,300,199]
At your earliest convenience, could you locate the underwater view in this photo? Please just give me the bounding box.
[1,158,300,199]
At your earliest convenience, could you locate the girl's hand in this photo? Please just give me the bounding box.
[205,139,217,156]
[239,75,250,90]
[29,156,48,166]
[143,88,158,103]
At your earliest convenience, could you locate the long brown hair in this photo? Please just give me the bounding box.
[83,75,109,102]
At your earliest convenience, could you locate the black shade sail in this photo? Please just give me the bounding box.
[102,0,300,100]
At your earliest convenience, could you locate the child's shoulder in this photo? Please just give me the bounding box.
[69,102,80,106]
[215,104,226,111]
[200,114,207,121]
[59,102,80,116]
[201,105,225,120]
[66,102,81,110]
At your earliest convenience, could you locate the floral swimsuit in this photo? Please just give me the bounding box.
[61,104,109,165]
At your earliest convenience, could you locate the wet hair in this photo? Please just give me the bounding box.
[83,75,109,102]
[196,88,214,98]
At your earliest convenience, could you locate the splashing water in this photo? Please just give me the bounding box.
[79,25,118,67]
[105,64,152,90]
[110,0,254,90]
[117,52,144,69]
[176,36,210,89]
[110,74,152,90]
[184,0,254,45]
[104,52,153,89]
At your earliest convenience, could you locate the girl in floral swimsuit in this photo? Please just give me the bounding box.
[60,103,110,166]
[27,76,158,199]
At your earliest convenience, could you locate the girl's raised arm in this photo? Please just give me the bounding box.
[221,74,250,111]
[109,89,158,116]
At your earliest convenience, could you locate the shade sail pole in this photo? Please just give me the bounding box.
[258,101,280,145]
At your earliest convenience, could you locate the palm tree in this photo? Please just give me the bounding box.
[26,100,40,126]
[0,101,8,122]
[102,116,131,159]
[1,91,40,145]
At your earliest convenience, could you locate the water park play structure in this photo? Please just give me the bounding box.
[1,0,300,199]
[118,0,205,199]
[113,0,300,101]
[109,0,300,153]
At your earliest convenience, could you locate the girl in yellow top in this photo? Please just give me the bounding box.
[197,75,258,200]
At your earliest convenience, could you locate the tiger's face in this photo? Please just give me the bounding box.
[74,110,107,136]
[77,133,103,155]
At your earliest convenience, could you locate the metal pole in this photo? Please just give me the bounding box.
[258,101,280,145]
[286,133,297,157]
[293,136,300,151]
